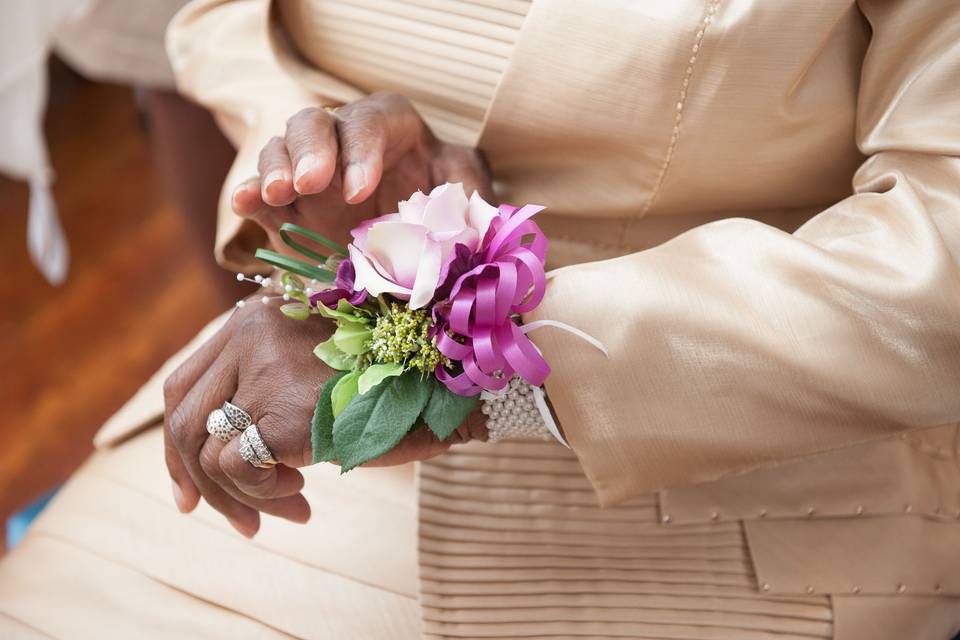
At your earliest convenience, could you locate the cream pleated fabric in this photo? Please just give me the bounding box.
[1,1,958,638]
[418,441,833,639]
[276,0,531,145]
[164,1,960,635]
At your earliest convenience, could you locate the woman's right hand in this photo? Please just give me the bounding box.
[231,91,493,248]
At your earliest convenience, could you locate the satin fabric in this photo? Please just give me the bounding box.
[178,0,957,633]
[168,1,960,634]
[162,0,960,628]
[1,1,958,638]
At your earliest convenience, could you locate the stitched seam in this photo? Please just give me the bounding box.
[639,0,721,219]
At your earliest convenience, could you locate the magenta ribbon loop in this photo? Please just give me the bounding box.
[437,203,551,396]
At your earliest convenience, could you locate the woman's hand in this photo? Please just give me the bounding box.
[163,300,484,537]
[231,91,492,249]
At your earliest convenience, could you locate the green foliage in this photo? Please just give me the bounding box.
[316,299,369,325]
[422,379,479,440]
[331,370,361,417]
[332,371,432,472]
[358,362,404,395]
[313,337,357,371]
[280,302,311,320]
[281,272,305,291]
[254,248,335,282]
[278,222,348,260]
[311,372,348,463]
[333,322,372,355]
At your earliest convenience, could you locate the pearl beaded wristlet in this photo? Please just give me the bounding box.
[480,377,568,446]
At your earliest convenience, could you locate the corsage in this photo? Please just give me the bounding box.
[240,183,602,471]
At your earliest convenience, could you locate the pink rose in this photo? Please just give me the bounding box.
[348,182,499,309]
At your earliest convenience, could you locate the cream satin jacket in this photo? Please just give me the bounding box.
[160,0,960,635]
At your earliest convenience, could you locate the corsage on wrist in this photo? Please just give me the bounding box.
[243,183,602,471]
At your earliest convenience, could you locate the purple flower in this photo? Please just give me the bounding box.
[347,183,501,309]
[310,259,368,309]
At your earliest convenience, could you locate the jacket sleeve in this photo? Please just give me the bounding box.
[526,0,960,505]
[166,0,361,271]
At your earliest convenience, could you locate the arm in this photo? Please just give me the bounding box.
[527,0,960,505]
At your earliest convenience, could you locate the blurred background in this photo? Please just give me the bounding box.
[0,1,244,551]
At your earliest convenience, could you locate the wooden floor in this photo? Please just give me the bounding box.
[0,75,232,527]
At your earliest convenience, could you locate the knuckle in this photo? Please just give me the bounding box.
[369,90,409,111]
[162,381,178,410]
[168,404,189,444]
[162,369,186,408]
[243,469,278,498]
[340,117,386,155]
[260,136,283,158]
[285,107,319,129]
[220,448,247,480]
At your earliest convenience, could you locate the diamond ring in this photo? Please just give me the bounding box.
[222,401,253,431]
[239,425,277,469]
[206,408,241,442]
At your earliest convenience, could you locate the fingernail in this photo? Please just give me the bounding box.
[344,163,367,202]
[294,153,321,191]
[171,480,189,513]
[231,183,248,209]
[262,170,289,198]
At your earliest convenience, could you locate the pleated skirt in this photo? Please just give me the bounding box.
[417,440,834,639]
[0,427,834,638]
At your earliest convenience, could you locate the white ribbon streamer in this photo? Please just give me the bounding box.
[520,319,609,357]
[532,385,569,448]
[520,319,609,448]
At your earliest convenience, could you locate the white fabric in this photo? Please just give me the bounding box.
[0,0,187,285]
[0,0,90,285]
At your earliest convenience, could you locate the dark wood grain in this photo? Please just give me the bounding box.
[0,69,233,528]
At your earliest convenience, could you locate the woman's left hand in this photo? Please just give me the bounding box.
[163,300,485,538]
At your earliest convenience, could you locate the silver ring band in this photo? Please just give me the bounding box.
[206,408,240,442]
[222,401,253,431]
[239,425,277,468]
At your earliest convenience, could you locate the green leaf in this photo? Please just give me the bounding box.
[280,302,311,320]
[316,299,367,324]
[281,272,305,291]
[333,322,372,355]
[422,379,479,440]
[333,371,432,472]
[358,362,404,394]
[331,370,361,418]
[279,222,349,260]
[311,372,348,463]
[313,337,357,371]
[254,248,335,282]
